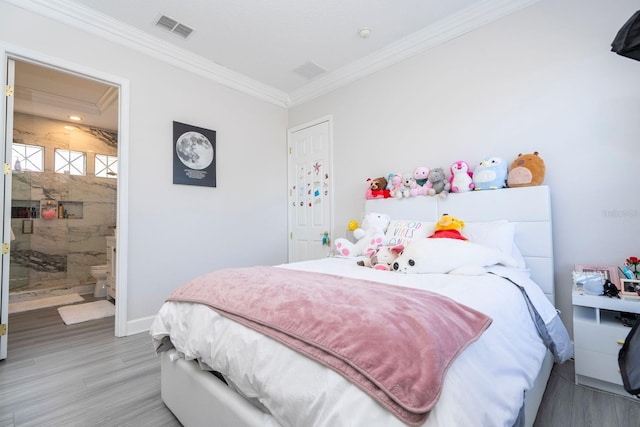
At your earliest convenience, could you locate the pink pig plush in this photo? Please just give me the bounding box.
[410,166,430,197]
[357,244,404,270]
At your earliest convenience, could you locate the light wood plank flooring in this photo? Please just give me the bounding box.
[0,298,180,427]
[535,358,640,426]
[2,299,640,426]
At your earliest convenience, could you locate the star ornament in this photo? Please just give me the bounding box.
[313,162,321,174]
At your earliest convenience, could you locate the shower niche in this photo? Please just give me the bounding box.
[39,201,84,220]
[11,200,40,219]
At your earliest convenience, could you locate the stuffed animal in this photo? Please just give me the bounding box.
[507,152,546,188]
[449,161,474,193]
[426,168,450,198]
[399,173,414,198]
[365,177,390,199]
[357,244,404,270]
[428,214,468,241]
[410,166,430,197]
[472,157,508,190]
[334,212,391,257]
[388,174,404,199]
[392,238,517,275]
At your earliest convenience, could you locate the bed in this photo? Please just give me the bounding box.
[150,185,572,427]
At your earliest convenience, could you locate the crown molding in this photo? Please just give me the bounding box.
[6,0,539,109]
[15,86,100,115]
[5,0,290,108]
[288,0,540,106]
[97,86,119,114]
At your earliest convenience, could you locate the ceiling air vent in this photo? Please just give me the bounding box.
[155,14,194,39]
[293,61,327,79]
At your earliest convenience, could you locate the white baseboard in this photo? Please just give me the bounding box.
[126,315,156,336]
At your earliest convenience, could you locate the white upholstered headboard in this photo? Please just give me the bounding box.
[364,186,555,305]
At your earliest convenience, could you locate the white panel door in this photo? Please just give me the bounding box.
[0,58,15,360]
[287,118,332,263]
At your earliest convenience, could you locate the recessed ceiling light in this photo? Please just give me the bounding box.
[68,115,82,121]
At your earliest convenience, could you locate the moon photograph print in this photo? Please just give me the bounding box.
[173,121,216,187]
[176,132,213,170]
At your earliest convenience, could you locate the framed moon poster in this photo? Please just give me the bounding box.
[173,121,216,187]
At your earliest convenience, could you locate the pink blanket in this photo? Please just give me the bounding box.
[167,266,492,425]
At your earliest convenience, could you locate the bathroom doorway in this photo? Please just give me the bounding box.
[5,59,119,328]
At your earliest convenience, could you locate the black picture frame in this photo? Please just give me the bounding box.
[173,121,216,187]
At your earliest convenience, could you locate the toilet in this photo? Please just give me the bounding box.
[91,264,109,298]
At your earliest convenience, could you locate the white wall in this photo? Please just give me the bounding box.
[0,2,289,329]
[289,0,640,334]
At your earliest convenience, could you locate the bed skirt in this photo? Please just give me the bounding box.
[159,349,555,427]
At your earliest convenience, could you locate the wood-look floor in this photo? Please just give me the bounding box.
[0,298,180,427]
[534,359,640,427]
[1,300,640,427]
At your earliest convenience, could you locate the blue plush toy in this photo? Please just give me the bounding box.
[472,157,508,190]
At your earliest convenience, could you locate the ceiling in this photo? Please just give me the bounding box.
[14,60,119,131]
[10,0,538,130]
[70,0,481,95]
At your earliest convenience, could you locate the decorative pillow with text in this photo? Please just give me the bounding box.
[384,220,434,246]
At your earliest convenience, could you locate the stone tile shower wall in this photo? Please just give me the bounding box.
[10,113,117,292]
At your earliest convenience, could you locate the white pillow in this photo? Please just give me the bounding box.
[384,219,434,246]
[510,242,527,269]
[462,220,526,268]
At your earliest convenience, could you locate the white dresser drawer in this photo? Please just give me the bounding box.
[573,318,629,355]
[575,347,623,386]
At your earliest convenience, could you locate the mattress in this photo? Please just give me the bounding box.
[151,256,566,427]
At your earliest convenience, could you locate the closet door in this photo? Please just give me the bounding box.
[287,118,333,263]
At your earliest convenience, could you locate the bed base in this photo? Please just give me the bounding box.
[160,349,554,427]
[160,350,275,427]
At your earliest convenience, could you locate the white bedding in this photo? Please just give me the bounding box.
[151,257,561,427]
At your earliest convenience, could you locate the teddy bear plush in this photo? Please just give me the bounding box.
[357,244,404,270]
[392,238,517,275]
[426,167,450,198]
[428,214,468,241]
[449,161,474,193]
[365,177,390,199]
[507,152,545,188]
[334,212,391,257]
[410,166,430,197]
[399,173,415,197]
[472,157,508,190]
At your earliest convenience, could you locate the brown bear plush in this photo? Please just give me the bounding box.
[507,152,545,187]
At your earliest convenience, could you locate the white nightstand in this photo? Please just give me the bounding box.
[572,286,640,396]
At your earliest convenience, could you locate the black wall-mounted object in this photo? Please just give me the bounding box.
[611,10,640,61]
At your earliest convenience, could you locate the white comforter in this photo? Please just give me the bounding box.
[150,257,560,427]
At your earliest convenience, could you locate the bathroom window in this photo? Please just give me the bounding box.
[95,154,118,178]
[54,149,86,176]
[12,143,44,172]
